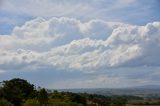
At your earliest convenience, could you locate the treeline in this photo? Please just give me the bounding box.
[0,78,144,106]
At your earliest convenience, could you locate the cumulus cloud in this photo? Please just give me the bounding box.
[0,17,160,72]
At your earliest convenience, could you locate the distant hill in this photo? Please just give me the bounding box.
[133,85,160,89]
[56,87,160,98]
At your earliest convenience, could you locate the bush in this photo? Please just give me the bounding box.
[0,98,13,106]
[38,88,48,105]
[23,99,40,106]
[1,78,35,106]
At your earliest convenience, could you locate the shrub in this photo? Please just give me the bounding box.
[23,99,40,106]
[0,98,13,106]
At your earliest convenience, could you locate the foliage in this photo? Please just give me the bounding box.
[37,88,48,105]
[111,96,127,106]
[23,99,40,106]
[0,78,36,106]
[86,94,111,106]
[1,78,159,106]
[70,93,86,105]
[0,98,13,106]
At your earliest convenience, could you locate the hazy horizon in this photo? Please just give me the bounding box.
[0,0,160,89]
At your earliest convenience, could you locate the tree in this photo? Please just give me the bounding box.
[112,96,127,106]
[71,94,87,105]
[1,78,36,106]
[37,88,48,106]
[0,82,3,98]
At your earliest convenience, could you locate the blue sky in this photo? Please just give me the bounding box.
[0,0,160,34]
[0,0,160,88]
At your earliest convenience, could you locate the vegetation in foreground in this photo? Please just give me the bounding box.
[0,78,160,106]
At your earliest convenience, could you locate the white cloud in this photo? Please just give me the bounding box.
[0,17,122,51]
[0,17,160,73]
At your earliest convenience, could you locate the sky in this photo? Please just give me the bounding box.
[0,0,160,89]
